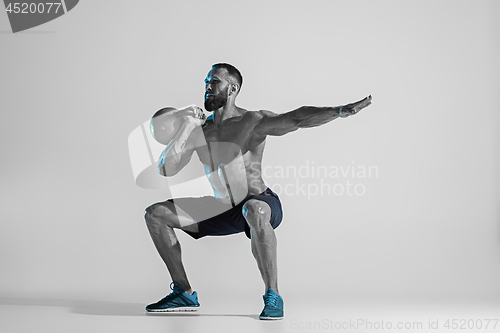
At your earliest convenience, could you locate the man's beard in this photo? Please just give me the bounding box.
[204,88,228,111]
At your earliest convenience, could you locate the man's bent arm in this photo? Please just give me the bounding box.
[255,95,372,137]
[158,120,197,176]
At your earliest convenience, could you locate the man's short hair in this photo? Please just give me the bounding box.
[212,63,243,90]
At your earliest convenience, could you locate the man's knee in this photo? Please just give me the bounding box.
[243,199,271,230]
[144,201,176,228]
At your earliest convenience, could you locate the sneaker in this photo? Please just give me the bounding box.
[259,289,284,320]
[146,282,200,312]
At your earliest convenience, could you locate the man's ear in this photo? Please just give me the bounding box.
[228,84,239,96]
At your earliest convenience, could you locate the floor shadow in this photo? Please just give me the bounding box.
[0,30,56,34]
[0,297,259,319]
[0,297,144,316]
[146,312,259,320]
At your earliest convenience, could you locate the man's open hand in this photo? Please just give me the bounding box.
[340,95,372,118]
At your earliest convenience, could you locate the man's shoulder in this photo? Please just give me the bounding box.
[242,108,262,116]
[242,109,280,118]
[241,109,276,121]
[238,110,283,131]
[239,109,268,127]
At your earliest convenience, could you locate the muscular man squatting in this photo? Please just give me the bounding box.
[144,63,372,320]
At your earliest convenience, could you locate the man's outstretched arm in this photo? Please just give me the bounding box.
[255,95,372,136]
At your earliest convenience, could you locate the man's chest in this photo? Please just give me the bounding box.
[203,119,255,149]
[195,115,264,168]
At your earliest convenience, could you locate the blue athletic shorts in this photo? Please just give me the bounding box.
[167,188,283,239]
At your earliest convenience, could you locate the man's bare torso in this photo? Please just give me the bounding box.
[191,108,267,205]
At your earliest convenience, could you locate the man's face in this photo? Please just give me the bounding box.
[204,68,230,111]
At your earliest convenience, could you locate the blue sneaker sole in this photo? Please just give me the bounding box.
[259,315,283,320]
[146,306,200,313]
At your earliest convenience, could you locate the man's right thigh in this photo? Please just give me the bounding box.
[146,200,199,233]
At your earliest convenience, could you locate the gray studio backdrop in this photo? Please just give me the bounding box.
[1,0,499,303]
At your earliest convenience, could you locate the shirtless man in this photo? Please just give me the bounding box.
[144,63,372,320]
